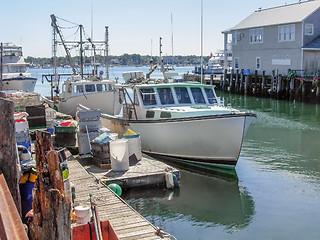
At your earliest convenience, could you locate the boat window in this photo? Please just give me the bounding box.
[146,111,155,118]
[85,84,96,93]
[158,88,174,105]
[140,88,156,106]
[205,88,217,104]
[191,88,206,104]
[174,87,191,104]
[108,84,113,91]
[160,112,171,118]
[96,84,106,92]
[74,85,84,93]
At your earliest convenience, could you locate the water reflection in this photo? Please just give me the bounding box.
[218,91,320,178]
[123,168,255,231]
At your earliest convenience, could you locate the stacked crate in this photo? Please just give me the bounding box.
[91,132,112,166]
[14,112,31,151]
[77,109,101,156]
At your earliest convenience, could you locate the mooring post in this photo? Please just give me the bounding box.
[229,69,233,91]
[254,70,258,96]
[235,69,239,93]
[245,75,249,95]
[240,69,244,94]
[210,74,213,85]
[262,71,266,97]
[29,130,71,240]
[0,94,21,215]
[223,69,227,91]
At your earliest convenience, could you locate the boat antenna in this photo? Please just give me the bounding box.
[171,12,174,66]
[159,37,164,73]
[105,26,109,80]
[200,0,204,84]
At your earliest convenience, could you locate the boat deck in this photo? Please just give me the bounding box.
[68,159,170,240]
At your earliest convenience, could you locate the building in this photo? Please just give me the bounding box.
[223,0,320,76]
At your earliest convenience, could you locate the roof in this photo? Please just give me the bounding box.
[226,0,320,31]
[303,36,320,49]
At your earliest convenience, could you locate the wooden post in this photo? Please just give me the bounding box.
[29,130,71,240]
[235,69,239,93]
[229,69,233,91]
[210,74,213,85]
[244,75,249,95]
[240,69,244,94]
[0,95,21,215]
[223,69,227,91]
[254,70,258,95]
[261,71,266,97]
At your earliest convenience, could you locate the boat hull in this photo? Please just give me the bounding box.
[101,113,255,169]
[2,77,37,92]
[55,91,122,117]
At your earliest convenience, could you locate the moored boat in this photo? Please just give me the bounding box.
[0,44,37,92]
[101,81,256,169]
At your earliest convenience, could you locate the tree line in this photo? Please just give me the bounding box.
[25,54,210,67]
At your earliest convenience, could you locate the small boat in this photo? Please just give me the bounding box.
[102,81,256,170]
[0,44,37,92]
[42,75,122,117]
[194,52,225,75]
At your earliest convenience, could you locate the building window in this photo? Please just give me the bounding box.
[278,24,295,42]
[232,32,237,45]
[256,57,261,70]
[305,24,314,36]
[234,57,239,69]
[250,28,263,44]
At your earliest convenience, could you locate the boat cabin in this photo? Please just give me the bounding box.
[124,83,226,120]
[135,83,218,107]
[60,76,116,100]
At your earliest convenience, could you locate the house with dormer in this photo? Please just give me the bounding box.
[223,0,320,76]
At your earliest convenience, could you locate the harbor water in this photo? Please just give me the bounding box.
[30,66,320,239]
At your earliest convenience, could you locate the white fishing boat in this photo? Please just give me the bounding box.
[101,81,256,169]
[0,44,37,92]
[43,75,122,117]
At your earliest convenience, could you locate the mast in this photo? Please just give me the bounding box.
[0,43,3,91]
[105,26,109,80]
[79,24,84,78]
[159,37,164,73]
[171,12,174,66]
[52,27,57,100]
[50,14,78,75]
[200,0,204,84]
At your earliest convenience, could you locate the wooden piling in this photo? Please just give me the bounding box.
[229,69,233,91]
[235,69,239,93]
[0,94,21,215]
[29,130,71,240]
[223,69,227,91]
[240,70,244,94]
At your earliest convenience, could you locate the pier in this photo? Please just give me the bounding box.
[68,158,172,240]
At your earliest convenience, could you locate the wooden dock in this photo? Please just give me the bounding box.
[68,159,172,240]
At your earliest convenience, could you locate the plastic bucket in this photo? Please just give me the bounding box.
[124,135,142,161]
[19,182,35,217]
[74,206,91,224]
[243,69,250,76]
[110,139,129,171]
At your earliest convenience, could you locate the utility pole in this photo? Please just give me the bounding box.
[52,27,57,100]
[105,26,109,80]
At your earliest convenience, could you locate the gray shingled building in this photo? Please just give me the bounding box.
[223,0,320,76]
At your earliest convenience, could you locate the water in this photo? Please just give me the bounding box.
[30,67,320,239]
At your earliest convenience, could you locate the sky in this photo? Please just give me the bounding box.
[0,0,302,58]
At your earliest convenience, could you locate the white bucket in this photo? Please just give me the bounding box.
[165,173,174,189]
[110,139,129,171]
[108,133,118,141]
[74,206,91,224]
[126,136,142,161]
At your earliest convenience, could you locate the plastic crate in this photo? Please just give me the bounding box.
[54,126,77,133]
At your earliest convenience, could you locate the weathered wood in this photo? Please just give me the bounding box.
[240,70,244,93]
[235,69,239,93]
[29,130,71,240]
[0,96,21,214]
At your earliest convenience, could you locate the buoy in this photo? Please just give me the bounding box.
[108,183,122,197]
[173,174,180,188]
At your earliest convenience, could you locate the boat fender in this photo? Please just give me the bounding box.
[173,173,180,188]
[165,173,174,189]
[108,183,122,197]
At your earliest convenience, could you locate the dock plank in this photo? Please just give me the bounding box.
[68,159,167,240]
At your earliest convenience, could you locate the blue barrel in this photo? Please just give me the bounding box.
[19,182,35,217]
[243,69,251,76]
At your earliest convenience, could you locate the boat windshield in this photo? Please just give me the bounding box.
[191,87,206,104]
[140,88,156,106]
[85,84,95,93]
[204,88,217,104]
[158,88,174,105]
[74,85,84,93]
[175,87,191,104]
[97,84,106,92]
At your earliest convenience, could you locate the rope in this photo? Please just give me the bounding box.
[155,227,177,240]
